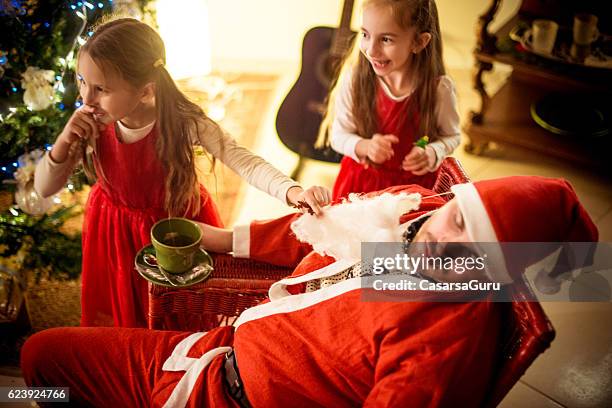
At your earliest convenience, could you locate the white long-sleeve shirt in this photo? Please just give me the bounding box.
[35,120,299,203]
[330,72,461,169]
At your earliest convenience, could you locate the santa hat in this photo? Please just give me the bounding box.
[451,176,598,283]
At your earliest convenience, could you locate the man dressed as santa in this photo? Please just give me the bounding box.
[21,176,597,408]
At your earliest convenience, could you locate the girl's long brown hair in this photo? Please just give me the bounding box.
[78,18,217,217]
[318,0,445,147]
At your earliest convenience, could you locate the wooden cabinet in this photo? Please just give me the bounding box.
[464,0,612,173]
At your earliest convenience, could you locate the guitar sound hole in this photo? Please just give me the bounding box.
[315,53,341,89]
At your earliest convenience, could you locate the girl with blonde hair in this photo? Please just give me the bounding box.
[35,18,330,327]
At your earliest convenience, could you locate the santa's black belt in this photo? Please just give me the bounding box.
[224,349,252,408]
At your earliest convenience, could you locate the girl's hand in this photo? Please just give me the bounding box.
[358,134,399,164]
[194,221,233,253]
[58,107,103,145]
[287,185,332,216]
[402,145,436,175]
[51,107,104,163]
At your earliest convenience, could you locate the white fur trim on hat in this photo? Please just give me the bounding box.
[451,183,513,284]
[450,183,496,242]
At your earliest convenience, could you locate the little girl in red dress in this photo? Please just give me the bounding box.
[320,0,461,200]
[35,18,330,327]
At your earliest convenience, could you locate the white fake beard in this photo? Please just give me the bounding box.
[290,192,422,262]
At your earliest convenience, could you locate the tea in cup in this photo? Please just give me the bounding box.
[151,218,202,273]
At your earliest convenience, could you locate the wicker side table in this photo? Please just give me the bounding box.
[148,254,291,331]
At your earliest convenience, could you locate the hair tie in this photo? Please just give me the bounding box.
[153,59,165,68]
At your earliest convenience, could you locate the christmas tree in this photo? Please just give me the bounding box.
[0,0,93,160]
[0,1,113,284]
[0,0,152,329]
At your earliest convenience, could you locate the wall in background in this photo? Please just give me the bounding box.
[207,0,521,72]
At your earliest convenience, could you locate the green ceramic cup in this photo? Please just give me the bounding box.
[150,218,203,274]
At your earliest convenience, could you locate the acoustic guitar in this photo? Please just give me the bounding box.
[276,0,356,178]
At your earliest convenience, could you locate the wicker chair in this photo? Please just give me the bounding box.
[147,157,555,406]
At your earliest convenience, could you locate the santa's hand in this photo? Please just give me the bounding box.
[402,145,436,175]
[287,185,331,216]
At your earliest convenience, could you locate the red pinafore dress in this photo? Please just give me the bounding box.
[80,124,223,328]
[332,84,440,200]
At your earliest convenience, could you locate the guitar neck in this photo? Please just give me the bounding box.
[330,0,355,57]
[338,0,355,31]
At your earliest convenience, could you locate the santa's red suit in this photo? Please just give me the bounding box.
[21,179,597,408]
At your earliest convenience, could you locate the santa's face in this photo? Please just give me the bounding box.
[412,199,491,283]
[413,199,470,244]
